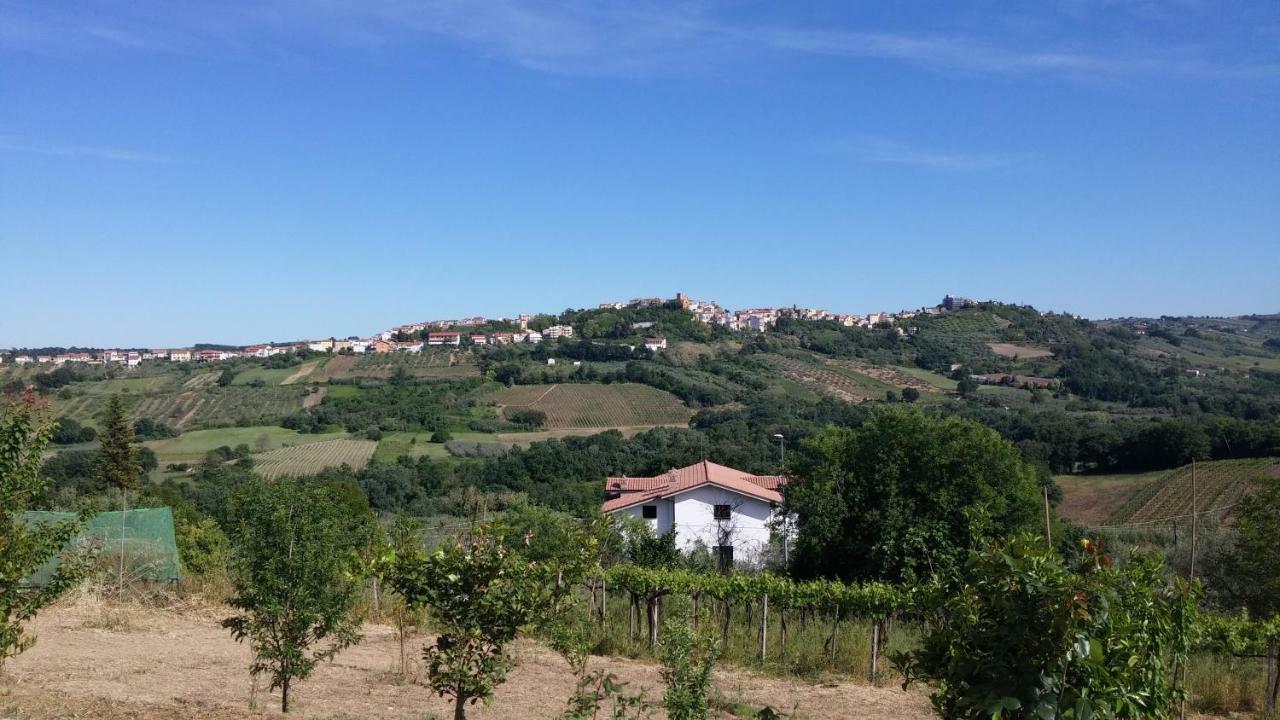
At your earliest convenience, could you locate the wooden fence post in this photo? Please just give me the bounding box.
[869,620,880,682]
[759,593,769,663]
[825,607,841,662]
[779,610,787,658]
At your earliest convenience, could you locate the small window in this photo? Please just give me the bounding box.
[716,545,734,571]
[713,504,731,520]
[641,505,658,519]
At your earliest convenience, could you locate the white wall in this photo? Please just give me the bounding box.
[670,486,775,566]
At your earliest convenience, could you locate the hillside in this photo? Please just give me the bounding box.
[1057,457,1280,527]
[7,300,1280,519]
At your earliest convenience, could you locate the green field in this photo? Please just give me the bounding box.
[326,384,361,399]
[230,366,295,386]
[147,426,349,463]
[891,364,959,390]
[491,383,691,428]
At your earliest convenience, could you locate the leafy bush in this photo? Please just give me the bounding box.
[51,416,96,444]
[506,408,547,429]
[896,536,1196,720]
[659,614,720,720]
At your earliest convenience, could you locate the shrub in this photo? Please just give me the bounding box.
[896,535,1196,720]
[0,395,90,669]
[660,614,720,720]
[431,428,452,443]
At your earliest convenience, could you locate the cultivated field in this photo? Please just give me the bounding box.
[309,354,359,382]
[146,426,350,464]
[767,356,875,402]
[252,438,378,478]
[767,356,939,403]
[1059,457,1280,527]
[1109,457,1279,525]
[492,383,691,428]
[348,351,481,380]
[987,342,1054,359]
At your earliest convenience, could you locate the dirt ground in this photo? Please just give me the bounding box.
[1,600,934,720]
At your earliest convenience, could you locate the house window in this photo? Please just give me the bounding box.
[641,505,657,519]
[713,504,731,520]
[716,545,734,572]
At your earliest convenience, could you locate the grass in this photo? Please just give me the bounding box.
[373,431,451,462]
[326,384,361,399]
[492,383,691,428]
[229,366,295,386]
[146,426,349,463]
[890,365,958,390]
[587,592,914,683]
[1055,470,1166,526]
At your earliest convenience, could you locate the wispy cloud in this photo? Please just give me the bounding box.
[0,136,172,163]
[0,1,1275,81]
[837,137,1030,171]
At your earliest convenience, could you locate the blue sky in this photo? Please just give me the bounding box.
[2,1,1278,347]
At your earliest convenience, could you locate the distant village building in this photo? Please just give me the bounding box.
[427,332,461,346]
[644,336,667,352]
[543,324,574,339]
[942,295,975,311]
[602,461,790,569]
[470,334,488,345]
[168,349,192,362]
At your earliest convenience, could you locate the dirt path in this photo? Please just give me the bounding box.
[281,360,320,385]
[5,603,933,720]
[302,386,327,408]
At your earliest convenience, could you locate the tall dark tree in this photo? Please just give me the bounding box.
[94,393,140,590]
[785,406,1041,583]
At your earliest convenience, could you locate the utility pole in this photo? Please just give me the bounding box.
[773,433,785,467]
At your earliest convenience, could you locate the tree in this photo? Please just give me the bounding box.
[901,387,920,403]
[0,394,88,669]
[956,375,979,397]
[785,406,1041,583]
[897,536,1196,720]
[1214,480,1280,712]
[388,528,563,720]
[222,477,376,712]
[95,393,140,591]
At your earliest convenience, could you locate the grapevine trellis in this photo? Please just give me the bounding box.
[586,567,919,679]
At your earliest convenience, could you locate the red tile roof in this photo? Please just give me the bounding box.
[602,460,785,513]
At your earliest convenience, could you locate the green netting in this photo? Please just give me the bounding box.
[23,507,180,585]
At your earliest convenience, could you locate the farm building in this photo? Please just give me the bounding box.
[603,460,789,569]
[644,336,667,351]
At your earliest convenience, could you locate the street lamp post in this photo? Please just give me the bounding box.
[773,433,788,565]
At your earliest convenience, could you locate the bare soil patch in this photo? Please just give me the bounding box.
[5,604,932,720]
[987,343,1053,359]
[281,360,320,385]
[302,386,327,408]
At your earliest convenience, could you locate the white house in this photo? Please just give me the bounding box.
[603,461,788,569]
[644,336,667,352]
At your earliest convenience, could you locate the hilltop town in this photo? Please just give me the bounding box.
[1,292,981,366]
